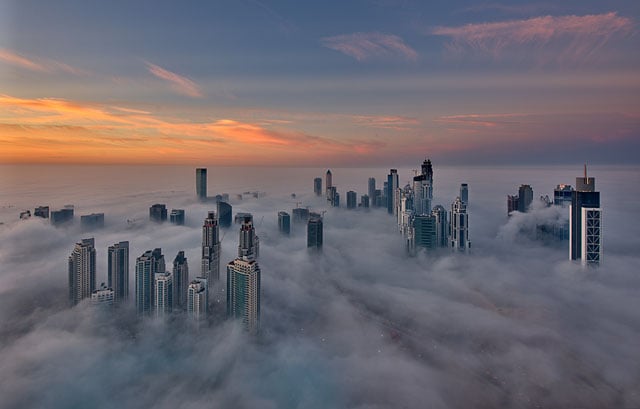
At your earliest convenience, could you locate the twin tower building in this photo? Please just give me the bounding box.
[68,211,261,334]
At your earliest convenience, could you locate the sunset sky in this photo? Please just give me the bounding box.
[1,0,638,166]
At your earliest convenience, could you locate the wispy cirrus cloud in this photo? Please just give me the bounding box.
[351,114,419,130]
[0,48,88,75]
[321,32,418,61]
[145,62,203,98]
[431,12,634,62]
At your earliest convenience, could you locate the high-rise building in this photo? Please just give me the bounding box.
[449,197,470,252]
[374,189,382,207]
[68,238,96,306]
[81,213,105,230]
[51,206,74,226]
[196,168,207,200]
[172,251,189,310]
[387,169,399,214]
[368,178,376,207]
[414,215,437,249]
[314,177,322,196]
[325,170,333,201]
[149,204,167,222]
[187,278,208,320]
[346,191,357,209]
[460,183,469,205]
[507,195,519,216]
[292,207,310,225]
[227,218,261,334]
[361,194,370,209]
[413,159,433,215]
[234,212,253,224]
[34,206,49,218]
[154,271,173,318]
[108,241,129,303]
[278,211,291,235]
[327,186,338,207]
[170,209,185,225]
[136,248,165,315]
[570,166,601,265]
[307,217,323,249]
[91,283,114,307]
[554,184,573,207]
[432,205,449,247]
[217,201,232,228]
[518,185,533,212]
[202,211,221,283]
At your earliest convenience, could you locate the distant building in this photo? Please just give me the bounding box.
[374,189,382,207]
[108,241,129,303]
[217,201,232,228]
[387,169,399,214]
[91,283,114,307]
[432,205,448,247]
[570,166,601,265]
[227,217,261,334]
[325,170,333,201]
[346,191,357,209]
[51,206,74,226]
[413,159,433,215]
[278,211,291,235]
[307,217,323,249]
[554,184,573,207]
[154,271,173,318]
[68,238,96,306]
[172,251,189,310]
[314,177,322,196]
[80,213,105,230]
[34,206,49,218]
[361,194,370,209]
[414,215,437,249]
[460,183,469,205]
[507,195,519,216]
[187,278,208,320]
[450,197,470,252]
[518,185,533,212]
[202,211,221,284]
[292,207,310,225]
[170,209,185,225]
[368,178,376,207]
[196,168,207,200]
[136,248,165,316]
[234,212,253,224]
[149,204,167,222]
[19,210,31,219]
[327,186,338,207]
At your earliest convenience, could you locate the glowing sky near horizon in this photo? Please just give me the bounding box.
[0,0,639,166]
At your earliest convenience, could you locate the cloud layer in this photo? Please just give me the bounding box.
[321,32,418,61]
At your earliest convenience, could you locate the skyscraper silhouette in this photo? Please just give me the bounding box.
[68,238,96,306]
[136,248,165,316]
[570,166,602,265]
[196,168,207,200]
[202,211,221,283]
[108,241,129,304]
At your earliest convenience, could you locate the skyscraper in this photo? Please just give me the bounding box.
[368,178,376,207]
[387,169,399,214]
[51,206,74,226]
[570,166,601,265]
[172,251,189,310]
[450,197,470,252]
[346,191,357,209]
[460,183,469,205]
[414,215,437,249]
[507,195,519,216]
[413,159,433,215]
[34,206,49,218]
[217,201,232,228]
[518,185,533,212]
[307,217,323,249]
[278,211,291,235]
[554,184,574,207]
[202,211,221,284]
[314,177,322,196]
[170,209,185,225]
[68,238,96,306]
[325,169,332,201]
[361,194,370,209]
[227,217,261,334]
[154,271,173,318]
[187,278,208,320]
[149,204,167,222]
[136,248,165,315]
[196,168,207,200]
[108,241,129,303]
[432,205,449,247]
[80,213,105,230]
[292,207,310,225]
[91,283,114,307]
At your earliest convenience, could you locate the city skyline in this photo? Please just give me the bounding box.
[1,1,638,166]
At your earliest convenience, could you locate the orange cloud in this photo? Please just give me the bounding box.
[321,32,418,61]
[145,62,203,98]
[0,48,88,75]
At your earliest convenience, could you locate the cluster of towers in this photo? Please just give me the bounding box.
[387,159,470,255]
[68,209,262,333]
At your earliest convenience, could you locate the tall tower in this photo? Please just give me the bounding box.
[570,166,601,265]
[368,178,376,207]
[108,241,129,304]
[196,168,207,200]
[432,205,449,247]
[449,197,470,252]
[387,169,399,214]
[187,278,208,320]
[202,211,221,284]
[413,159,433,215]
[136,248,165,316]
[460,183,469,205]
[325,170,333,202]
[518,185,533,212]
[68,238,96,306]
[154,271,173,318]
[346,191,357,209]
[314,177,322,196]
[227,217,261,334]
[217,201,232,228]
[307,217,323,249]
[172,251,189,310]
[278,211,291,235]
